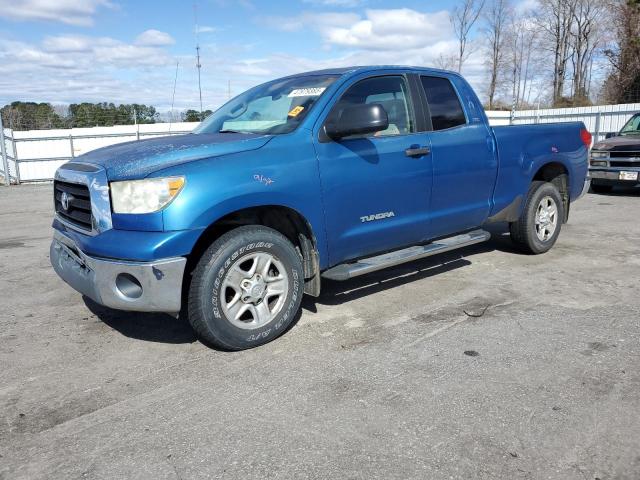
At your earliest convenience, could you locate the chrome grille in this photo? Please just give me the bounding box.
[53,162,111,235]
[609,151,640,158]
[610,160,640,168]
[54,180,92,231]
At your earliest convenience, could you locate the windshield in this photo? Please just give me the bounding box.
[620,114,640,136]
[194,74,340,136]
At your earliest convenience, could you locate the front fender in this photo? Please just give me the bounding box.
[155,135,329,267]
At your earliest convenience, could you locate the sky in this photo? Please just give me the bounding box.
[0,0,500,114]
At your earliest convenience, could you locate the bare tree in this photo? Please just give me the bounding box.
[451,0,487,73]
[433,52,459,71]
[603,0,640,104]
[483,0,511,108]
[535,0,578,105]
[568,0,606,101]
[506,17,540,108]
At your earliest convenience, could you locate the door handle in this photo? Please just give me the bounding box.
[405,146,431,157]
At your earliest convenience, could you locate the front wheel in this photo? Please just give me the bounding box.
[510,181,564,254]
[187,226,304,350]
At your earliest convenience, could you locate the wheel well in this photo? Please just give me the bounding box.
[533,162,570,222]
[185,206,321,297]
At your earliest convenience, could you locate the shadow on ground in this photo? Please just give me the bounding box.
[303,223,518,312]
[83,224,520,343]
[589,185,640,198]
[83,297,197,344]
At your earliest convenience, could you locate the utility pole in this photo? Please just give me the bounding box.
[194,3,204,120]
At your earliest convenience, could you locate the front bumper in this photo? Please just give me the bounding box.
[50,230,186,313]
[590,169,640,184]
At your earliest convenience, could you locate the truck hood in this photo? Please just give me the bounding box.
[593,135,640,152]
[76,132,273,180]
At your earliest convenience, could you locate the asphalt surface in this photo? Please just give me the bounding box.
[1,184,639,480]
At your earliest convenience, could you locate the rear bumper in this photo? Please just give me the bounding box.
[50,230,186,313]
[577,175,591,200]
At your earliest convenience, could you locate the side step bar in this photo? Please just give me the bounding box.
[322,229,491,281]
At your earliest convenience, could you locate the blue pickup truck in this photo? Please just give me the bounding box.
[50,66,591,350]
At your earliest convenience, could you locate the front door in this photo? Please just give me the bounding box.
[313,74,433,266]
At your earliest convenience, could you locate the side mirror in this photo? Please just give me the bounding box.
[605,132,617,139]
[325,103,389,139]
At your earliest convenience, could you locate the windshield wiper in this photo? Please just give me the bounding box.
[218,129,251,134]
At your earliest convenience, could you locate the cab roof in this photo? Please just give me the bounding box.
[282,65,456,78]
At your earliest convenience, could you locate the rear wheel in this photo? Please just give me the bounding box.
[590,183,613,194]
[510,181,564,254]
[187,226,303,350]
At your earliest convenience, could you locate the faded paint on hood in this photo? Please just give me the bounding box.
[76,132,273,180]
[593,135,640,152]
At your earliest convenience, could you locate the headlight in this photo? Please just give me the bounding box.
[591,151,608,159]
[110,176,185,214]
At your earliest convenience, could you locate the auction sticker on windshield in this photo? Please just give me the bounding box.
[619,171,638,181]
[288,106,305,117]
[288,88,326,97]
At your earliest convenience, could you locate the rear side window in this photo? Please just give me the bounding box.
[420,76,466,131]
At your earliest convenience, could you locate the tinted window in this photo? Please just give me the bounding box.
[328,76,414,138]
[420,76,466,131]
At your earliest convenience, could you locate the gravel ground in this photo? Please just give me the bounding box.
[0,184,639,480]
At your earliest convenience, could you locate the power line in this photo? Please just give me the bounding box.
[169,60,179,131]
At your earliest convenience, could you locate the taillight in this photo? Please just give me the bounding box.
[580,128,592,148]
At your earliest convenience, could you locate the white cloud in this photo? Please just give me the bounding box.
[261,12,359,32]
[321,9,452,50]
[135,29,175,46]
[258,8,487,99]
[0,33,175,108]
[260,8,461,70]
[42,35,93,53]
[0,0,113,26]
[262,8,453,52]
[29,34,172,67]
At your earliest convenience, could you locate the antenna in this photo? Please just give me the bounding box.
[194,2,204,120]
[169,60,179,132]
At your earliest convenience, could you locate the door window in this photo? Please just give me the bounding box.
[420,76,466,131]
[327,76,414,138]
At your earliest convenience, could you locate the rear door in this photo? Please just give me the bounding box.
[313,74,433,265]
[417,75,498,238]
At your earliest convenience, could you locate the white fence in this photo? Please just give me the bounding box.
[2,103,639,184]
[486,103,640,142]
[1,122,196,184]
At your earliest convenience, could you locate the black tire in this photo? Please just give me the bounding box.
[510,181,564,254]
[187,226,304,350]
[590,183,613,194]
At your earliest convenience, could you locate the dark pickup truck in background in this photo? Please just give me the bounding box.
[590,112,640,192]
